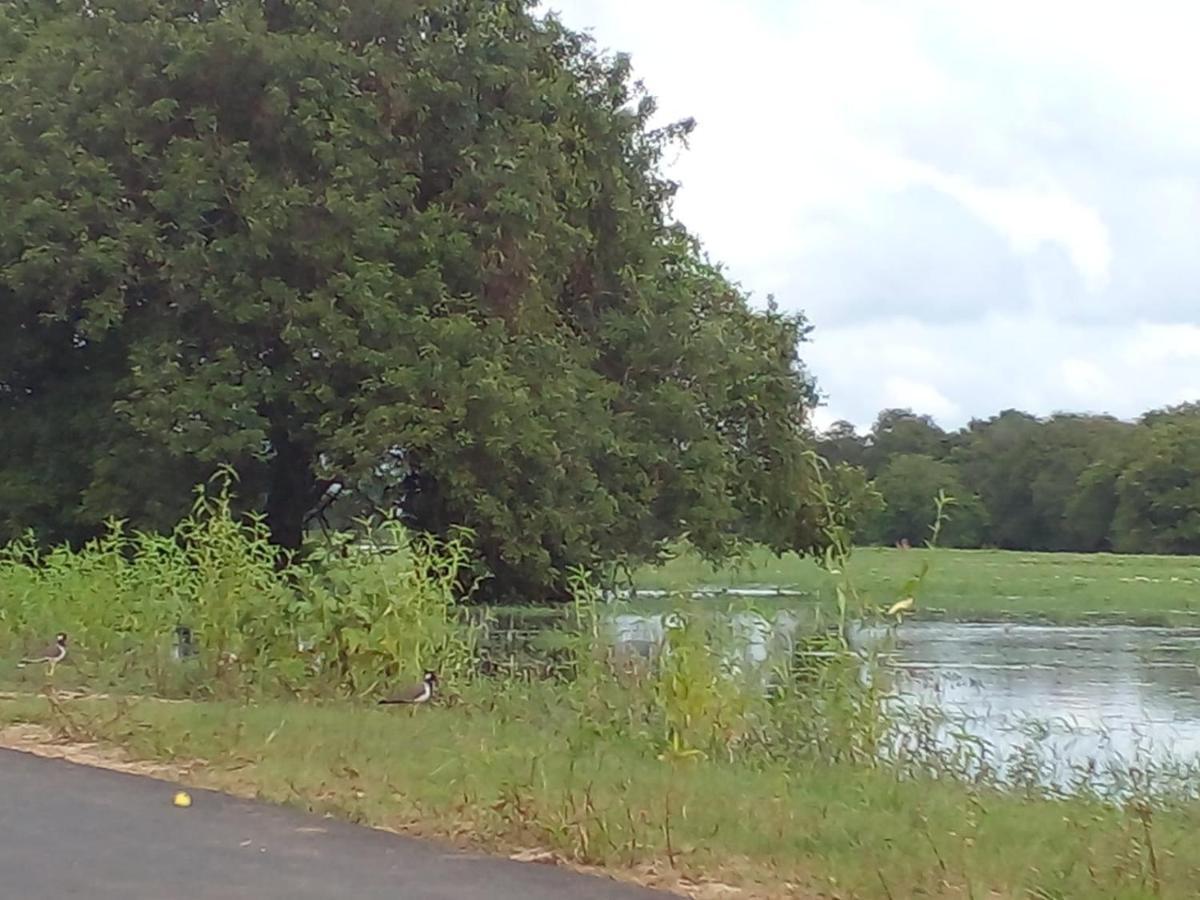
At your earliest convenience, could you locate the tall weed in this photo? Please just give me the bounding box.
[0,475,475,699]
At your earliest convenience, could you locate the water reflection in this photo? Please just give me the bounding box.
[864,622,1200,792]
[611,609,803,665]
[609,612,1200,793]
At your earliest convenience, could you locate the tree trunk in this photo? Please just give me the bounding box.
[264,428,316,564]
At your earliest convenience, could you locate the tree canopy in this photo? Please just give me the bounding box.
[817,403,1200,555]
[0,0,828,598]
[863,453,986,549]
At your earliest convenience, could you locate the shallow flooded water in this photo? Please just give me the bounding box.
[866,621,1200,793]
[608,612,1200,794]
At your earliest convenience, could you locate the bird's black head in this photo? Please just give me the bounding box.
[423,670,439,685]
[56,632,68,646]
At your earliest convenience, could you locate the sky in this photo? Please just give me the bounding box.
[542,0,1200,433]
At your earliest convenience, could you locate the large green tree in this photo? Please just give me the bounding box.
[1110,407,1200,555]
[0,0,828,597]
[863,409,949,475]
[813,403,1193,555]
[954,410,1043,548]
[863,454,987,548]
[1035,414,1133,551]
[814,419,867,470]
[955,411,1136,551]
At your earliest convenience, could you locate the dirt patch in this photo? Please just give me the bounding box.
[504,848,756,899]
[0,722,198,782]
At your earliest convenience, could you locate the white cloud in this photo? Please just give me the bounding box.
[805,317,1200,430]
[929,175,1112,291]
[1123,324,1200,364]
[1059,359,1111,398]
[543,0,1200,426]
[881,376,960,421]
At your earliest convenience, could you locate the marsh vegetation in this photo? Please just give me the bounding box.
[3,484,1200,897]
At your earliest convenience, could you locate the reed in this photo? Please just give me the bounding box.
[3,475,1200,896]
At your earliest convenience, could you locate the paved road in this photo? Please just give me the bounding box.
[0,748,670,899]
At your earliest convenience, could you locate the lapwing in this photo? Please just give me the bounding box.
[378,670,438,706]
[18,632,68,675]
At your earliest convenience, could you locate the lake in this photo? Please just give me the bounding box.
[609,612,1200,796]
[863,622,1200,794]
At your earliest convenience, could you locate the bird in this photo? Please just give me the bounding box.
[378,670,438,706]
[885,597,915,623]
[18,632,68,675]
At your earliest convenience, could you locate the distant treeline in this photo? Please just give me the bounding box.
[816,404,1200,554]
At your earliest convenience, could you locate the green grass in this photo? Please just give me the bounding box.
[2,687,1197,899]
[631,546,1200,624]
[5,494,1200,897]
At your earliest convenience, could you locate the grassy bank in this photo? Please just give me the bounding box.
[631,546,1200,624]
[6,486,1200,897]
[1,688,1198,899]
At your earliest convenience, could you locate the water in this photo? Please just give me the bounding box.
[611,609,804,665]
[865,621,1200,794]
[607,612,1200,795]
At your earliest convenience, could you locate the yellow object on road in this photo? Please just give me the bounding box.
[173,791,192,808]
[885,597,915,618]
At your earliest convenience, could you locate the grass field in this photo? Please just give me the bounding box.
[3,687,1198,899]
[630,546,1200,624]
[6,502,1200,899]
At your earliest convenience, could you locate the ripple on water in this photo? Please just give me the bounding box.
[607,608,1200,795]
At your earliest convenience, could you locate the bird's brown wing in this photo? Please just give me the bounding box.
[22,642,60,663]
[377,683,423,705]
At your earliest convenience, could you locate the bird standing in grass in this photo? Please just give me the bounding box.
[378,670,438,706]
[18,632,68,675]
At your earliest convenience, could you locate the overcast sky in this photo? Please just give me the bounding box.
[543,0,1200,433]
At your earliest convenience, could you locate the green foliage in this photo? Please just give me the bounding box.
[0,0,827,599]
[953,410,1044,547]
[4,482,1199,895]
[814,404,1200,557]
[865,454,987,548]
[822,461,884,543]
[650,609,753,761]
[954,411,1134,551]
[0,473,883,767]
[862,408,950,474]
[1112,411,1200,554]
[9,690,1200,898]
[0,477,474,698]
[813,418,868,469]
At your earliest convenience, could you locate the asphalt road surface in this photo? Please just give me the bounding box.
[0,748,671,899]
